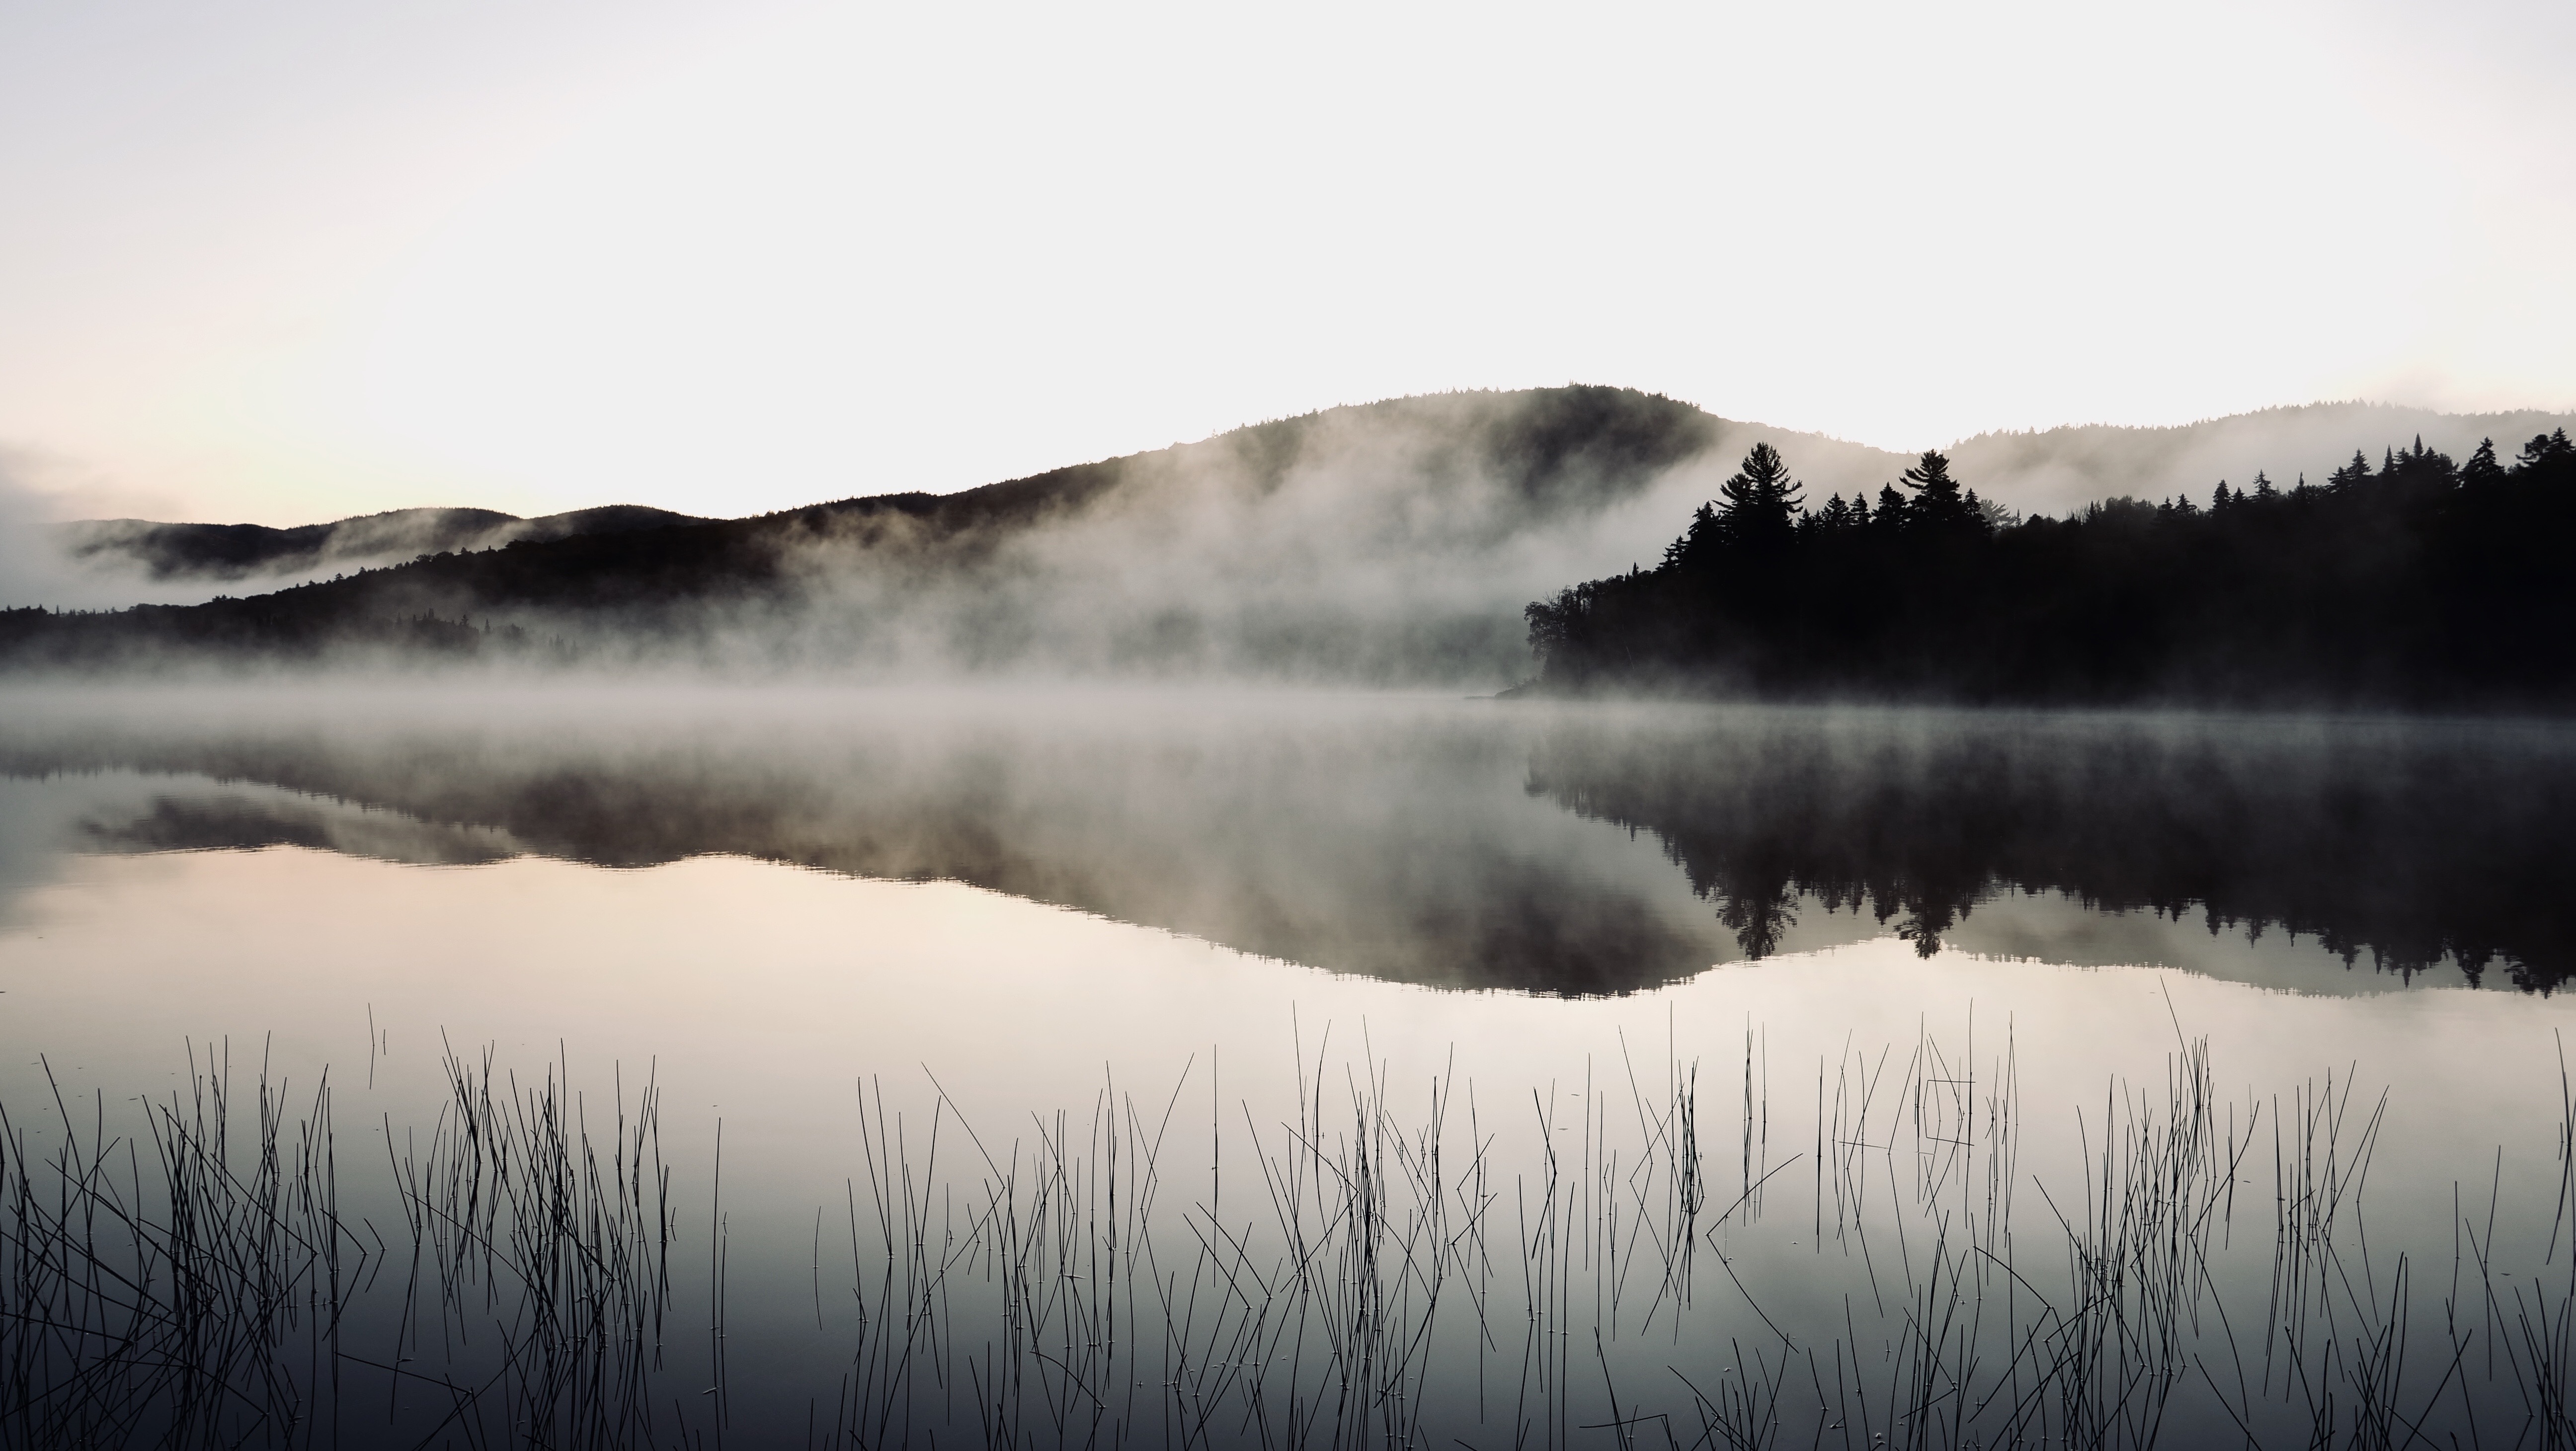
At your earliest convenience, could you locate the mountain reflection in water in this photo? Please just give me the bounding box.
[1,692,2569,994]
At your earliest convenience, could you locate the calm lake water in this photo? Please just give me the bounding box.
[2,686,2572,1448]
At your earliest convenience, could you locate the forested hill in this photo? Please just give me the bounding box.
[1,470,1140,667]
[1525,430,2576,709]
[14,386,2576,687]
[1,387,1773,678]
[59,504,709,583]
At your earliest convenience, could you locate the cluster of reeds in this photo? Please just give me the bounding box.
[813,1018,2576,1450]
[5,1022,2575,1449]
[376,1041,679,1447]
[0,1043,360,1449]
[825,1034,1498,1450]
[1,1040,688,1450]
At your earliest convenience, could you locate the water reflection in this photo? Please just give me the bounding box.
[1,691,2569,993]
[1532,709,2576,989]
[3,691,2574,1443]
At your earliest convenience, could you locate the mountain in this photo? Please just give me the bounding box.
[7,386,2571,684]
[1945,402,2576,520]
[58,503,709,583]
[8,388,1860,680]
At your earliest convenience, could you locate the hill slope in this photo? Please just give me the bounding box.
[11,388,1850,679]
[8,387,2571,684]
[1946,401,2576,519]
[59,503,709,584]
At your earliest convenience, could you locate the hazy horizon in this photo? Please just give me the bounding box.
[12,388,2573,622]
[3,0,2570,531]
[25,392,2576,530]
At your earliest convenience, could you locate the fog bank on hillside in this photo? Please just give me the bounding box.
[7,389,2571,685]
[1948,401,2576,519]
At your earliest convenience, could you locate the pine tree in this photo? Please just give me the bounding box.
[2462,437,2504,485]
[1899,451,1981,532]
[1967,488,2016,531]
[1664,502,1720,571]
[1805,493,1861,533]
[2516,429,2576,471]
[1872,483,1911,531]
[1713,443,1805,553]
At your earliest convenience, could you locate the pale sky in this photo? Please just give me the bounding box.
[1,0,2569,526]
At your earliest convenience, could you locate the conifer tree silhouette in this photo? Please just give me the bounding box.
[1519,428,2576,708]
[1872,483,1911,531]
[2518,429,2576,471]
[1713,442,1805,553]
[1899,451,1980,532]
[2462,437,2504,485]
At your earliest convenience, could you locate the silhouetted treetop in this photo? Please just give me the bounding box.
[1714,441,1805,553]
[1526,431,2576,709]
[1900,450,1985,533]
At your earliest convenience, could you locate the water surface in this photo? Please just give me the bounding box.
[2,688,2571,1446]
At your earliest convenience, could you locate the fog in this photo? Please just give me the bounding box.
[8,389,2572,686]
[23,503,707,607]
[0,451,137,611]
[1946,400,2576,517]
[746,394,1781,682]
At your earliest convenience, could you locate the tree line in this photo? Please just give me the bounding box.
[1524,429,2576,707]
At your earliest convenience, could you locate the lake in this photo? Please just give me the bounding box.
[3,686,2572,1448]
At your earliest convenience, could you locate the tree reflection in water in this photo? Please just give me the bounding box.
[3,696,2571,993]
[1531,709,2576,987]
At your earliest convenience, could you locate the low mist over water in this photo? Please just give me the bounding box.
[5,687,2570,993]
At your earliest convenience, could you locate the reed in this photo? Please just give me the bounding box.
[0,1042,359,1448]
[3,1019,2572,1449]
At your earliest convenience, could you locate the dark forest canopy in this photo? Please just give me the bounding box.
[1526,429,2576,709]
[57,504,708,583]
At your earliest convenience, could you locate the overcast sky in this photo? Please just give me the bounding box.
[2,0,2569,525]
